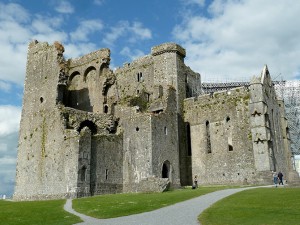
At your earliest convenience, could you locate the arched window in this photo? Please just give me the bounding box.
[104,105,108,114]
[78,120,97,135]
[226,116,230,122]
[83,66,96,82]
[69,71,80,82]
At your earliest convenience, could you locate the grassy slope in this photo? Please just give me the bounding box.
[199,187,300,225]
[0,199,82,225]
[73,186,229,218]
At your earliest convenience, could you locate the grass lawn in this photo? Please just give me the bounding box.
[0,199,82,225]
[73,186,231,218]
[199,187,300,225]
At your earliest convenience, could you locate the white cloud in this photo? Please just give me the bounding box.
[103,21,152,46]
[0,156,16,165]
[0,105,21,137]
[0,2,30,23]
[64,42,99,58]
[128,22,152,42]
[120,47,145,61]
[54,0,74,14]
[0,143,7,152]
[0,132,18,196]
[70,19,103,42]
[93,0,105,6]
[0,81,11,92]
[180,0,205,7]
[0,3,69,85]
[103,21,128,46]
[174,0,300,81]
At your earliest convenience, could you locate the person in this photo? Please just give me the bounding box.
[194,175,198,188]
[272,171,278,187]
[278,171,284,185]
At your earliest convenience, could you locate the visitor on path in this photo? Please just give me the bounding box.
[278,171,284,185]
[193,175,198,188]
[272,171,278,187]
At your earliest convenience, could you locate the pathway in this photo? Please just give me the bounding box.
[64,186,272,225]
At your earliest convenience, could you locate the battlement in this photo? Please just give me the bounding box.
[184,86,249,108]
[69,48,110,68]
[151,42,186,57]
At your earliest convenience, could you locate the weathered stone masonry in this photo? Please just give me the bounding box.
[14,41,298,200]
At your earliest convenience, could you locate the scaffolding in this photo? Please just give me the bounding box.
[200,80,300,156]
[274,81,300,156]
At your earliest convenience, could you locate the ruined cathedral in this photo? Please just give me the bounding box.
[14,41,299,200]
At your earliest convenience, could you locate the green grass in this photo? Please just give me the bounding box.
[0,199,82,225]
[199,187,300,225]
[73,186,230,218]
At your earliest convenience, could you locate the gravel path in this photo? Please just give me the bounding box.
[64,186,265,225]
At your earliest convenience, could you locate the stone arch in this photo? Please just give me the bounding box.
[78,120,97,135]
[162,160,170,178]
[69,71,80,82]
[83,66,97,82]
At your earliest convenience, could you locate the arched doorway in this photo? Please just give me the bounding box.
[162,160,170,178]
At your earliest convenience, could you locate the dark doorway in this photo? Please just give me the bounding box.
[162,161,170,178]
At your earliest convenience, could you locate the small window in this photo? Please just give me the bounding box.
[164,126,167,135]
[226,116,230,122]
[105,169,108,180]
[186,123,192,156]
[40,97,44,103]
[137,72,143,82]
[206,121,211,153]
[136,127,139,131]
[228,144,233,151]
[104,105,108,113]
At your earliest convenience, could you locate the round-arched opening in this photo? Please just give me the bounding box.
[69,71,80,82]
[78,120,97,135]
[83,66,96,82]
[104,105,109,114]
[162,160,170,178]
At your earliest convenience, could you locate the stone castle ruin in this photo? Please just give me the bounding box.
[14,41,299,200]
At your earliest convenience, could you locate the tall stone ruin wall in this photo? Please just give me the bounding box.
[184,87,255,185]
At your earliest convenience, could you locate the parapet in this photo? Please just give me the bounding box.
[69,48,111,68]
[151,43,186,57]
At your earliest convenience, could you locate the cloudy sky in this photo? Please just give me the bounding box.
[1,0,300,196]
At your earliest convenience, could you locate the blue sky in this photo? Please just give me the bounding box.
[1,0,300,196]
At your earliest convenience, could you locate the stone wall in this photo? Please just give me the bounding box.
[14,41,79,200]
[184,87,255,185]
[91,134,123,195]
